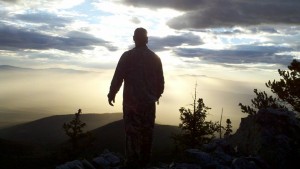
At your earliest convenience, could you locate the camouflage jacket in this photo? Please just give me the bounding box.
[108,46,164,106]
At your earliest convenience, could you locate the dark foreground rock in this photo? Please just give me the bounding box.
[56,150,123,169]
[227,108,300,169]
[55,141,270,169]
[56,108,300,169]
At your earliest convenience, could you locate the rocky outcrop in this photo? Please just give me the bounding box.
[55,140,270,169]
[56,108,300,169]
[56,150,123,169]
[180,140,270,169]
[227,108,300,169]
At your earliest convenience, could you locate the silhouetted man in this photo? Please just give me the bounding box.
[108,27,164,168]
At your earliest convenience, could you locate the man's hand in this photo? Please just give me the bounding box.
[108,97,115,106]
[107,93,115,106]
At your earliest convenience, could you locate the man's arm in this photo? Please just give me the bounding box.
[156,57,165,101]
[108,53,127,106]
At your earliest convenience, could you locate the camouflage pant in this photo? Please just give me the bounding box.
[123,102,156,168]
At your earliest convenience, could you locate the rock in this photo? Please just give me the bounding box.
[212,150,233,165]
[56,160,84,169]
[82,159,96,169]
[202,141,218,152]
[92,150,122,168]
[169,162,202,169]
[93,156,110,167]
[202,139,236,156]
[228,108,300,169]
[231,157,257,169]
[186,149,214,166]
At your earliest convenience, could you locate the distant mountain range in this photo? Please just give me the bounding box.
[0,65,93,73]
[0,65,30,71]
[0,113,123,146]
[0,113,180,168]
[0,113,179,155]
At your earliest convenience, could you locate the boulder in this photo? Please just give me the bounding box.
[169,162,202,169]
[92,150,122,168]
[55,160,84,169]
[227,108,300,169]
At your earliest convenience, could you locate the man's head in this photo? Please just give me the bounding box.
[133,27,148,46]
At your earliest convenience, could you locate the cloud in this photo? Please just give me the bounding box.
[0,24,117,52]
[250,27,279,34]
[0,0,84,9]
[167,0,300,29]
[121,0,205,11]
[148,33,203,51]
[174,45,294,66]
[131,17,141,24]
[211,29,244,35]
[210,26,279,35]
[121,0,300,29]
[14,11,72,27]
[0,0,19,3]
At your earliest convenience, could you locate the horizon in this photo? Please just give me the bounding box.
[1,1,299,132]
[0,65,267,132]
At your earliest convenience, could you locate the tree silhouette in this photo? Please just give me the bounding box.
[63,109,86,150]
[173,85,220,149]
[223,119,233,138]
[238,89,286,115]
[239,59,300,115]
[266,59,300,113]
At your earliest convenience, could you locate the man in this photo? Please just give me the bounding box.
[107,27,164,168]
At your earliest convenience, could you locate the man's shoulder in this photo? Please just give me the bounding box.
[120,50,133,59]
[125,47,160,59]
[146,48,156,55]
[142,47,158,57]
[122,50,132,55]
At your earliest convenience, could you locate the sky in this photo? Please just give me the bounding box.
[0,0,300,129]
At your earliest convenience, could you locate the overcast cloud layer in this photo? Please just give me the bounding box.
[0,0,299,70]
[122,0,300,29]
[0,24,117,52]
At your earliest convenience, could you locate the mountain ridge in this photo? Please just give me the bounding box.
[0,64,96,73]
[0,113,123,146]
[0,114,180,169]
[0,112,179,149]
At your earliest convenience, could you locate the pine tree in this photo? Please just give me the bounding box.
[239,59,300,115]
[266,59,300,113]
[238,89,286,115]
[63,109,86,149]
[223,119,233,138]
[173,85,220,149]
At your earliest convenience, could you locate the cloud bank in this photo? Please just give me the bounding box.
[148,33,203,51]
[175,45,294,66]
[122,0,300,29]
[0,0,299,70]
[0,24,117,52]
